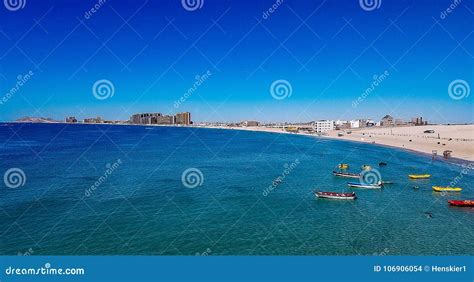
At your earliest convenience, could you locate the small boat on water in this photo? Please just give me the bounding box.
[379,162,387,166]
[361,165,372,170]
[381,181,394,185]
[448,200,474,207]
[432,186,462,192]
[332,171,360,178]
[338,163,349,170]
[408,174,431,179]
[347,182,383,189]
[315,191,356,200]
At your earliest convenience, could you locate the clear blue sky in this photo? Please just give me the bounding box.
[0,0,472,123]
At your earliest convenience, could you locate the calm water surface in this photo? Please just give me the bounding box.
[1,123,473,255]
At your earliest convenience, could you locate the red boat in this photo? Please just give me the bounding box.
[315,191,356,200]
[448,200,474,207]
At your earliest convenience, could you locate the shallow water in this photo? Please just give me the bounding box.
[1,123,473,255]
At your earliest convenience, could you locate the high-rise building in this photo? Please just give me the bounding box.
[84,117,102,123]
[175,112,191,125]
[130,114,142,124]
[65,116,77,123]
[130,112,191,125]
[154,115,174,125]
[411,117,427,126]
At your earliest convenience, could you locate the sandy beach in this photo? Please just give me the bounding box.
[203,124,474,162]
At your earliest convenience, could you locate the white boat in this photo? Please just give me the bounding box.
[347,182,383,189]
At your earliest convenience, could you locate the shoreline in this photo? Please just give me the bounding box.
[199,125,474,165]
[4,121,473,163]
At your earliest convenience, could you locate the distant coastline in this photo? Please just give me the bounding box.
[4,121,473,163]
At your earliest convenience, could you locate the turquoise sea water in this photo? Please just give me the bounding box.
[0,123,473,255]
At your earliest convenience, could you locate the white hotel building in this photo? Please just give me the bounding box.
[314,120,335,133]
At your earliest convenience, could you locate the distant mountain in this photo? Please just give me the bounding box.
[15,117,59,123]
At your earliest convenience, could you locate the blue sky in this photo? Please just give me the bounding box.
[0,0,472,123]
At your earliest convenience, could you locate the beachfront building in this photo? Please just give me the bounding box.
[130,113,177,125]
[366,119,377,127]
[335,120,350,130]
[130,114,142,124]
[65,116,77,123]
[380,115,394,126]
[130,113,161,124]
[314,120,334,133]
[175,112,191,125]
[350,119,361,128]
[84,117,103,123]
[411,116,427,126]
[394,119,407,126]
[242,120,259,127]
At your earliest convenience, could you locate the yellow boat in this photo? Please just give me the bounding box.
[432,186,462,192]
[361,165,372,170]
[338,164,349,169]
[408,174,431,179]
